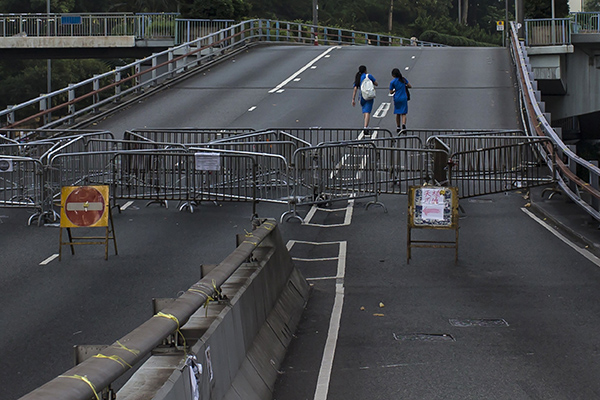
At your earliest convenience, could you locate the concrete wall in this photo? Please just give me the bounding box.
[540,39,600,120]
[0,36,135,48]
[117,224,309,400]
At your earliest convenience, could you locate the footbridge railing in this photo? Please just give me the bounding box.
[510,21,600,221]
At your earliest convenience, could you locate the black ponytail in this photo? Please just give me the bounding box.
[355,65,367,87]
[391,68,403,81]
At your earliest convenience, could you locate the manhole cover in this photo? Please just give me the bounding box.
[393,333,455,342]
[449,318,508,327]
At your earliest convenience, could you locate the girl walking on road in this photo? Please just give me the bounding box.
[389,68,411,133]
[352,65,378,134]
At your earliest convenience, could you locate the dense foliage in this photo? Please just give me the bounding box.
[584,0,600,11]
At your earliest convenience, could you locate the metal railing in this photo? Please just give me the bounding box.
[0,12,180,38]
[175,18,235,44]
[524,17,571,46]
[510,21,600,221]
[524,12,600,46]
[572,11,600,33]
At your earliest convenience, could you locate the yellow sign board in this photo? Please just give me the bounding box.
[496,20,505,31]
[407,186,459,264]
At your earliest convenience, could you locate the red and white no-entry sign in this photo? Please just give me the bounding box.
[60,185,109,228]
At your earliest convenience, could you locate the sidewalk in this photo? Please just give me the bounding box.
[529,185,600,256]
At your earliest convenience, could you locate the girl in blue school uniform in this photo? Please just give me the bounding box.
[389,67,412,134]
[351,65,378,134]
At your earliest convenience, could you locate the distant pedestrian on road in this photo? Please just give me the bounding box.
[389,68,411,134]
[352,65,378,134]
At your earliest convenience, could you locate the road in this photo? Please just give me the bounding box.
[4,44,600,399]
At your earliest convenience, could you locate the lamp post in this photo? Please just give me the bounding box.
[389,0,393,33]
[312,0,318,44]
[551,0,556,44]
[505,0,508,46]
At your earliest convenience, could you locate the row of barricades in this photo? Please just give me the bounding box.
[0,127,556,225]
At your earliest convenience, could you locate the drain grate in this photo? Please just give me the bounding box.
[449,318,509,327]
[393,333,455,342]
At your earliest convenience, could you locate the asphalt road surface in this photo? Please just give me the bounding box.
[5,45,600,400]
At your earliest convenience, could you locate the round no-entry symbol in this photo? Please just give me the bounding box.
[62,186,108,228]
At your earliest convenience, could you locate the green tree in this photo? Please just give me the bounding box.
[0,0,75,13]
[584,0,600,11]
[108,0,178,12]
[524,0,570,18]
[178,0,250,19]
[0,59,111,110]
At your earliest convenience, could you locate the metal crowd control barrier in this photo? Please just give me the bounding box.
[0,128,112,142]
[124,128,255,146]
[1,126,560,225]
[0,130,115,225]
[112,149,262,217]
[270,127,394,145]
[0,155,44,214]
[281,141,448,222]
[403,128,525,146]
[440,136,556,198]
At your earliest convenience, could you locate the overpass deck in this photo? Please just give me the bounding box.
[3,43,600,399]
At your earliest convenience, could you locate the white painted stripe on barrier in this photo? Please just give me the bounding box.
[268,46,339,93]
[120,201,134,211]
[314,240,346,400]
[40,254,59,265]
[521,208,600,267]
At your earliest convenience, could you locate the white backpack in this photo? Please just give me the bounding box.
[360,75,376,100]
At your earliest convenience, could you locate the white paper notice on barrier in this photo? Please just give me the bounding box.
[195,152,221,171]
[0,159,13,172]
[421,188,445,222]
[205,346,214,382]
[186,354,202,400]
